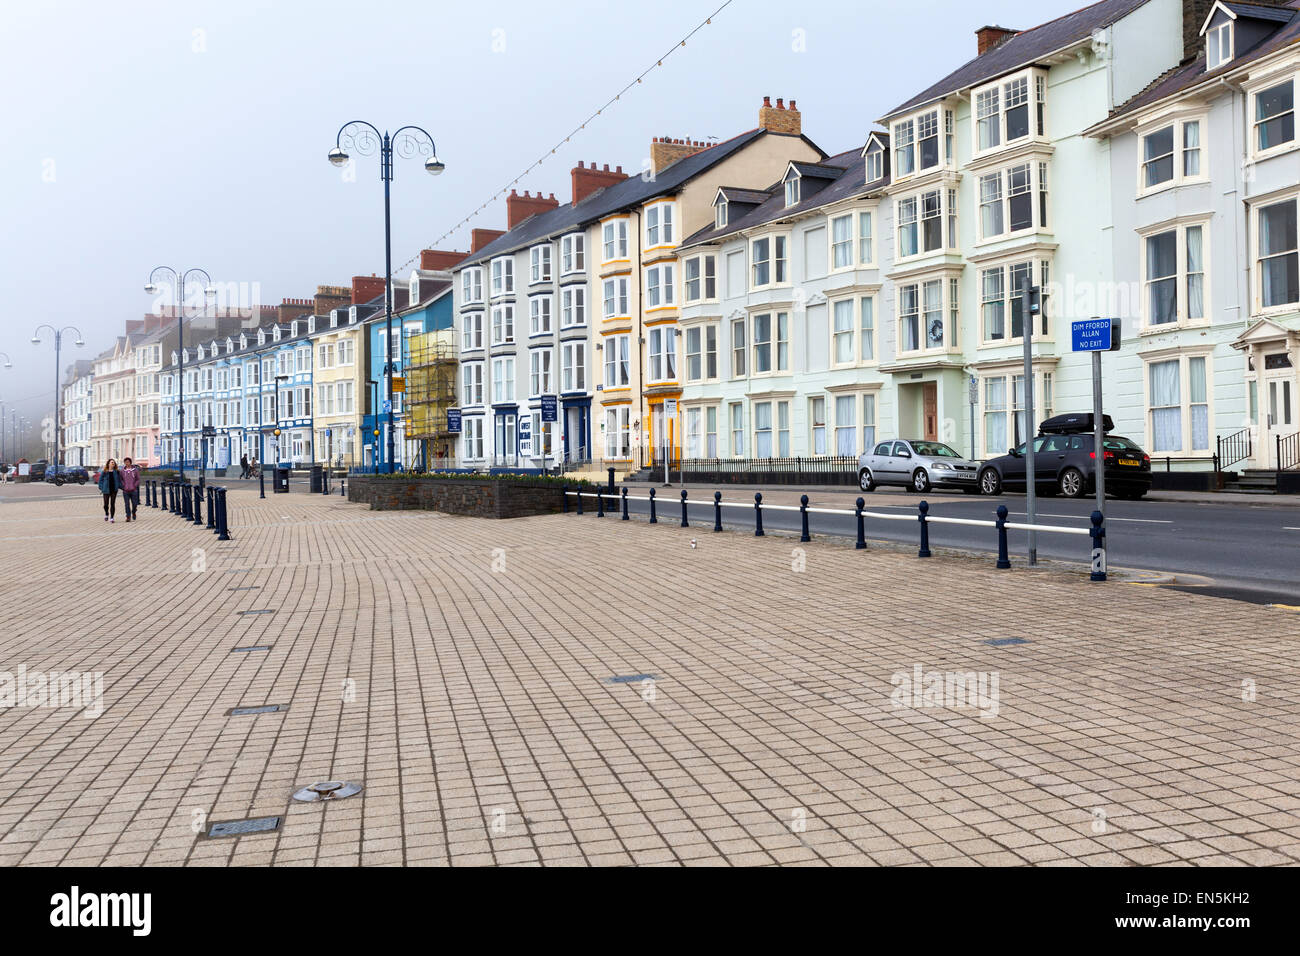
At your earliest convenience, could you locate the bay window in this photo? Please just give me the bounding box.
[1143,223,1206,327]
[561,342,586,392]
[1147,354,1210,453]
[648,327,677,382]
[602,219,628,261]
[605,407,630,459]
[529,245,552,283]
[491,304,514,345]
[684,254,716,302]
[491,357,514,403]
[529,296,552,335]
[490,257,513,295]
[646,264,675,308]
[602,277,629,318]
[560,234,584,274]
[603,334,630,388]
[529,348,553,396]
[560,286,586,327]
[980,260,1051,342]
[461,312,484,351]
[1255,197,1298,310]
[461,362,484,406]
[1254,79,1294,154]
[645,203,674,246]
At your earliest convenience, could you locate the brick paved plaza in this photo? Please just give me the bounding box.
[1,483,1298,867]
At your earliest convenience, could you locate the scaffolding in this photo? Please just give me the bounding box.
[405,330,457,467]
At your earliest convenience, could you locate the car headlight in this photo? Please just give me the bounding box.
[930,462,952,470]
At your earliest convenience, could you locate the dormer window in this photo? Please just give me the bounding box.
[1207,20,1232,69]
[784,173,800,207]
[290,320,299,337]
[307,316,315,333]
[866,145,884,184]
[258,330,266,345]
[240,334,247,349]
[410,276,420,304]
[348,306,358,325]
[715,198,728,229]
[273,328,282,341]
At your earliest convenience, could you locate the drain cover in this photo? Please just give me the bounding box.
[985,637,1029,647]
[237,609,274,616]
[207,816,281,838]
[607,674,656,684]
[293,780,363,802]
[230,645,272,653]
[227,704,287,716]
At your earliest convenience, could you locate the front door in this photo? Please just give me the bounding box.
[1265,372,1296,467]
[651,403,665,467]
[922,382,938,441]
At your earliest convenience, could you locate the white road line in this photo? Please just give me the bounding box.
[1284,527,1300,531]
[1008,511,1172,524]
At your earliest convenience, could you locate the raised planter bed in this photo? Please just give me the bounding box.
[348,475,588,518]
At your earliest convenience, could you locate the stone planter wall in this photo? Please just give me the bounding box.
[347,476,573,518]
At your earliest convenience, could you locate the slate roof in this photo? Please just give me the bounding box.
[1090,0,1300,129]
[681,143,882,249]
[715,187,771,205]
[462,128,824,267]
[883,0,1153,120]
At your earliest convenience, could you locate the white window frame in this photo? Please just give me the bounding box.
[1206,20,1232,71]
[529,244,552,284]
[603,334,630,388]
[561,341,586,393]
[460,267,484,304]
[1250,76,1296,160]
[750,234,789,289]
[1137,116,1207,195]
[1139,220,1210,330]
[647,326,677,383]
[646,263,676,309]
[490,257,514,296]
[895,188,952,261]
[602,277,629,319]
[644,201,675,248]
[490,304,514,346]
[1142,351,1213,455]
[461,311,484,352]
[560,234,585,274]
[560,286,586,327]
[461,362,484,406]
[978,259,1052,346]
[971,68,1047,159]
[1250,193,1299,315]
[529,348,553,397]
[529,296,553,336]
[977,161,1049,241]
[601,218,629,262]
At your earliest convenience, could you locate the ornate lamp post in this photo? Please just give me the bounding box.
[328,120,444,473]
[30,326,84,473]
[144,267,215,480]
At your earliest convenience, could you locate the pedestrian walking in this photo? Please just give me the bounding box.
[240,453,249,479]
[120,457,141,522]
[98,459,120,523]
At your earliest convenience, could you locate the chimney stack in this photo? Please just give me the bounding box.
[976,25,1019,55]
[471,228,507,253]
[314,285,350,316]
[758,96,801,135]
[351,275,387,305]
[571,161,629,205]
[505,189,561,229]
[650,137,707,174]
[276,298,314,325]
[419,248,470,272]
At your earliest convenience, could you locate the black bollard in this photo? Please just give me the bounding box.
[621,486,629,520]
[713,491,722,533]
[192,485,204,526]
[917,500,931,558]
[754,492,764,537]
[562,485,569,513]
[258,468,265,499]
[576,487,584,515]
[1089,510,1106,582]
[217,487,231,541]
[996,505,1011,569]
[596,487,604,517]
[207,487,216,529]
[648,487,656,524]
[799,494,811,543]
[855,497,866,550]
[680,489,688,528]
[182,484,193,520]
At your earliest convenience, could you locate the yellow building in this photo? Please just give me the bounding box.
[311,297,365,470]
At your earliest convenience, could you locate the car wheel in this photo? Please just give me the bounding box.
[979,468,1002,496]
[1058,467,1085,498]
[912,468,931,493]
[858,468,875,493]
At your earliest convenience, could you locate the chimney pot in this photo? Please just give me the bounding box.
[763,95,771,107]
[789,99,796,110]
[577,161,585,168]
[776,98,784,109]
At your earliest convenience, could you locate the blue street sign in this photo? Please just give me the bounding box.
[1072,318,1120,352]
[382,400,392,413]
[325,428,331,438]
[540,395,558,423]
[447,409,462,433]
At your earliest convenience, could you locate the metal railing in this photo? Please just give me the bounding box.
[657,455,859,485]
[1216,429,1252,471]
[561,486,1107,581]
[1279,432,1300,471]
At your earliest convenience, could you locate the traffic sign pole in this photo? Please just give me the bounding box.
[1020,282,1038,567]
[1093,347,1106,581]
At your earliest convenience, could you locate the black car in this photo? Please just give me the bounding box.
[977,432,1152,499]
[28,460,48,481]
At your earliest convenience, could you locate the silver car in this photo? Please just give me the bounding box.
[857,440,982,493]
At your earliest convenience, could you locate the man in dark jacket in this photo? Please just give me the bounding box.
[120,457,142,522]
[240,453,250,479]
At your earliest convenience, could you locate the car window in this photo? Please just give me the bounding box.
[911,442,961,458]
[1104,436,1143,453]
[1067,436,1086,451]
[873,442,892,456]
[892,442,910,456]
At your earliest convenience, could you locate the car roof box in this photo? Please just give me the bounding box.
[1039,412,1113,435]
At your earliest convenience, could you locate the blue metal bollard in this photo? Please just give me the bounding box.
[799,494,811,543]
[996,505,1011,569]
[217,487,231,541]
[648,487,657,524]
[754,492,764,537]
[1089,510,1106,582]
[596,487,605,517]
[713,491,722,533]
[562,485,569,513]
[680,489,688,528]
[917,500,931,558]
[621,486,629,520]
[855,497,866,550]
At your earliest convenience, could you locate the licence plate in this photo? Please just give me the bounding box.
[1118,458,1139,467]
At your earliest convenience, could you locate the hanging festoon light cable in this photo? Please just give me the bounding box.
[393,0,734,272]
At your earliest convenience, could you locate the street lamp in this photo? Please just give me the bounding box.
[329,119,444,474]
[145,266,216,480]
[30,325,85,474]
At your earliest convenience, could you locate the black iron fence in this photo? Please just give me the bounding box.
[1216,428,1252,471]
[1279,432,1300,471]
[648,455,859,485]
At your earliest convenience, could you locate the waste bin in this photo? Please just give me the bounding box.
[310,464,323,493]
[274,468,290,493]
